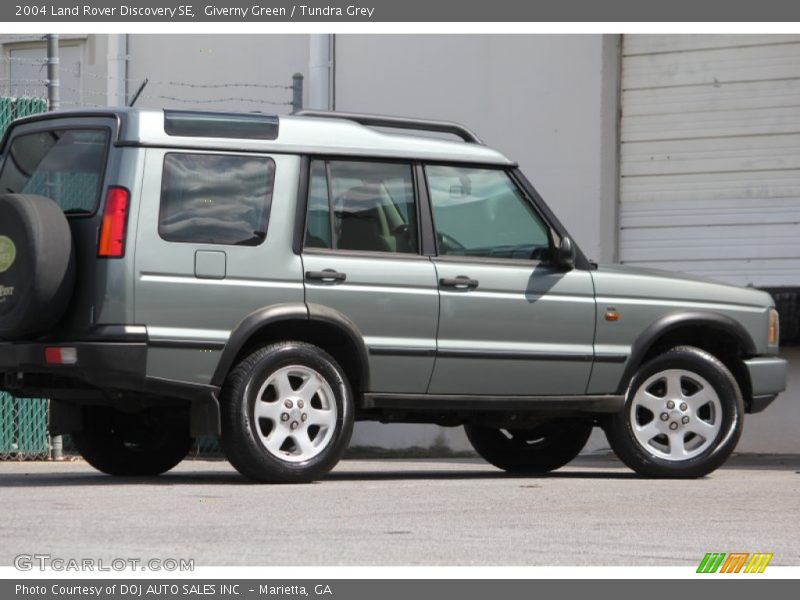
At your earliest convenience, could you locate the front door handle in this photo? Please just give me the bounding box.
[306,269,347,283]
[439,276,479,290]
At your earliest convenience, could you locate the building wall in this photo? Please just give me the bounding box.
[335,34,620,264]
[126,34,309,112]
[619,34,800,287]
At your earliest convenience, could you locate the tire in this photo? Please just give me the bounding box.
[0,194,75,340]
[72,406,193,476]
[604,346,744,478]
[464,419,593,473]
[220,341,354,483]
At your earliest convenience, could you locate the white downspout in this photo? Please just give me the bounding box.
[106,33,127,106]
[309,34,333,110]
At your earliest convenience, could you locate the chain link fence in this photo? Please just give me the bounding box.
[0,396,50,460]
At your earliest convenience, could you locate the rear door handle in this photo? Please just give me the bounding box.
[306,269,347,283]
[439,276,479,290]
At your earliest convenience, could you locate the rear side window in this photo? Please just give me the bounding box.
[159,153,275,246]
[0,128,109,214]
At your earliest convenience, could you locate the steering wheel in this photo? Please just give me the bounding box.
[390,223,410,236]
[437,231,465,253]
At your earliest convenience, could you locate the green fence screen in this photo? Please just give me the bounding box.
[0,95,47,133]
[0,394,50,460]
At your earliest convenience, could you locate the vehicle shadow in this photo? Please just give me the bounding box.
[2,454,793,487]
[0,465,641,487]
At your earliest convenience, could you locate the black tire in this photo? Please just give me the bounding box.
[604,346,744,478]
[72,406,193,476]
[464,419,593,473]
[0,194,75,340]
[220,341,354,483]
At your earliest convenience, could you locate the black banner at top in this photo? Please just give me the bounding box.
[3,0,800,22]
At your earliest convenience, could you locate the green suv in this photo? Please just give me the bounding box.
[0,108,787,481]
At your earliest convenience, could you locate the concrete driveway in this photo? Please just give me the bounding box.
[0,455,798,566]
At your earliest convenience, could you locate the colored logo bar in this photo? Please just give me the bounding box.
[697,553,773,573]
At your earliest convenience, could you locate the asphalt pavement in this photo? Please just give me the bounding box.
[0,455,798,566]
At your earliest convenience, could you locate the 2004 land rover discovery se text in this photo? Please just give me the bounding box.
[0,108,788,482]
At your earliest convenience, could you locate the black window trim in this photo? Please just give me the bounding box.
[293,155,311,255]
[509,167,592,271]
[422,162,560,266]
[299,155,425,258]
[157,150,276,248]
[414,162,436,256]
[0,124,113,219]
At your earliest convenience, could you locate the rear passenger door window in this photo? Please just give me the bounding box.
[159,153,275,246]
[304,160,419,254]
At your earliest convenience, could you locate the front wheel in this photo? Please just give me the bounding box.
[604,346,744,478]
[72,405,193,476]
[465,419,593,473]
[220,341,354,483]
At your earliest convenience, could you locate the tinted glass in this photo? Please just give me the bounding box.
[304,160,418,254]
[305,160,332,249]
[159,153,275,246]
[427,166,551,260]
[0,128,108,214]
[164,110,279,140]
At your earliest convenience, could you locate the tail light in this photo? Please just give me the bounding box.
[45,347,78,365]
[98,186,130,258]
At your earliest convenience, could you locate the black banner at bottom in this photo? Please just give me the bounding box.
[3,579,796,600]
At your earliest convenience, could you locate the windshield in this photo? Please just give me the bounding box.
[0,128,109,215]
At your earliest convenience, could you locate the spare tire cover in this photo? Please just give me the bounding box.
[0,194,75,340]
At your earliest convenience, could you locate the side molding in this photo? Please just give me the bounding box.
[615,311,758,395]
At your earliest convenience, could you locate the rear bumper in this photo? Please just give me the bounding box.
[744,356,788,414]
[0,331,218,404]
[0,334,221,437]
[0,340,147,393]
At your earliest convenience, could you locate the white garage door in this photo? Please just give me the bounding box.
[619,35,800,287]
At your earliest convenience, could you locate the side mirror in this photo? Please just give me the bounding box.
[557,236,576,270]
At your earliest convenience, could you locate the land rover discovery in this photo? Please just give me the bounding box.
[0,108,787,481]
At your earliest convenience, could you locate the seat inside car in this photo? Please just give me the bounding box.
[336,185,394,252]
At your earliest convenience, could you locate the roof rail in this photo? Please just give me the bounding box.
[293,110,484,145]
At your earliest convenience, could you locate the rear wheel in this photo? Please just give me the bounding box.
[465,419,593,473]
[220,341,354,483]
[72,406,193,476]
[604,346,744,478]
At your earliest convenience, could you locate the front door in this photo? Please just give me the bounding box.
[425,165,596,396]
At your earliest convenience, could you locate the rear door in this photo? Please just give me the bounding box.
[425,165,596,396]
[302,159,439,393]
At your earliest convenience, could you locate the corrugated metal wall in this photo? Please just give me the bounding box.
[619,35,800,287]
